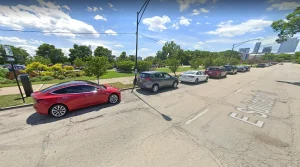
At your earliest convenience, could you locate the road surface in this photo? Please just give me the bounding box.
[0,63,299,167]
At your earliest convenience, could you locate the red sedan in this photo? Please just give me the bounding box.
[31,81,121,118]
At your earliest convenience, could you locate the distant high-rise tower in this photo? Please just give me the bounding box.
[262,46,272,53]
[252,42,261,53]
[239,48,250,60]
[277,37,299,53]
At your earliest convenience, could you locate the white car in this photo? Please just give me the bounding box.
[179,70,208,83]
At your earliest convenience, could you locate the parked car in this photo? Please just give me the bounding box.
[243,65,251,71]
[223,65,237,74]
[279,62,284,65]
[204,66,227,79]
[179,70,208,83]
[137,71,179,93]
[8,65,25,71]
[257,64,266,68]
[31,81,121,118]
[265,63,270,67]
[237,66,247,72]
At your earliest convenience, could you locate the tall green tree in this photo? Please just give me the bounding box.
[128,55,135,62]
[167,58,180,76]
[144,56,155,63]
[69,44,91,63]
[25,56,51,65]
[119,52,127,60]
[36,44,67,64]
[84,56,109,84]
[271,7,300,43]
[73,57,85,68]
[94,46,115,64]
[189,58,201,69]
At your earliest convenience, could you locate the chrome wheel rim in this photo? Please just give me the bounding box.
[109,94,118,104]
[51,105,66,117]
[153,85,158,92]
[174,82,178,87]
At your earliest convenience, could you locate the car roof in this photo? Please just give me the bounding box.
[208,66,222,68]
[40,80,99,93]
[140,71,163,74]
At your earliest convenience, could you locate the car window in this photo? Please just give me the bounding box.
[196,71,202,75]
[139,73,150,78]
[207,67,219,70]
[153,73,163,78]
[53,86,82,94]
[80,85,97,93]
[162,73,171,78]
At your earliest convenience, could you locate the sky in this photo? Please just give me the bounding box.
[0,0,299,58]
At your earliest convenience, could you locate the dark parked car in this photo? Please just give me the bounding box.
[137,71,179,93]
[204,66,227,79]
[257,64,267,68]
[223,65,237,74]
[243,66,251,71]
[237,66,247,72]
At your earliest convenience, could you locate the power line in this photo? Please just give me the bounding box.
[138,34,164,43]
[0,29,135,35]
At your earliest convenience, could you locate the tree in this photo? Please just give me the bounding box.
[167,58,180,76]
[271,7,300,43]
[116,60,134,73]
[144,56,155,63]
[36,44,66,64]
[128,55,135,62]
[73,57,85,68]
[69,44,92,63]
[189,58,201,69]
[84,56,109,84]
[119,52,127,60]
[26,56,51,65]
[94,46,115,64]
[0,45,29,65]
[161,41,184,62]
[137,61,152,72]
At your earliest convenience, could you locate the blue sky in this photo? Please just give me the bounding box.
[0,0,299,58]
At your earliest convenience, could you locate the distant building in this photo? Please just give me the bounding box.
[137,56,142,61]
[277,37,299,53]
[239,48,250,60]
[262,46,272,53]
[252,42,261,54]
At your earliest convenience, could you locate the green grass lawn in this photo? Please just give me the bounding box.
[0,94,34,108]
[0,82,133,108]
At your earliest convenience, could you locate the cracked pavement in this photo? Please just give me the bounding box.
[0,63,300,167]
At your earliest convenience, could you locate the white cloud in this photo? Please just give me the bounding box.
[87,6,93,12]
[177,0,207,11]
[205,22,211,24]
[108,2,114,8]
[157,40,167,45]
[62,5,71,11]
[205,38,236,43]
[0,36,27,44]
[140,48,151,52]
[267,1,300,11]
[99,7,103,10]
[114,44,124,48]
[105,29,117,36]
[93,7,98,11]
[192,8,209,15]
[94,15,107,21]
[15,45,37,56]
[29,39,44,45]
[0,1,99,37]
[207,19,272,37]
[142,15,171,32]
[193,42,204,49]
[172,23,179,29]
[179,16,192,26]
[61,48,70,56]
[196,22,201,25]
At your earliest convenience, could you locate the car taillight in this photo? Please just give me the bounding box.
[145,78,151,81]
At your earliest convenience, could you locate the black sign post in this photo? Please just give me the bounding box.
[2,45,25,103]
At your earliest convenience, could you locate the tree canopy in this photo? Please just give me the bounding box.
[69,44,92,63]
[36,44,67,64]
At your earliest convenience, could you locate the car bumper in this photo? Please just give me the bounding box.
[206,73,219,77]
[33,102,50,115]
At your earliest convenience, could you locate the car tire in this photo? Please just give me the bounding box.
[152,84,159,93]
[205,77,208,82]
[109,93,119,104]
[172,81,178,88]
[195,78,199,84]
[225,74,227,78]
[49,104,68,118]
[218,74,221,79]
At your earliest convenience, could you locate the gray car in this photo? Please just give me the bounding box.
[137,71,179,93]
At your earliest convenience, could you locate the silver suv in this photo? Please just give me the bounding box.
[137,71,179,93]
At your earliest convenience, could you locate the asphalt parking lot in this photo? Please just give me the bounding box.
[1,63,300,167]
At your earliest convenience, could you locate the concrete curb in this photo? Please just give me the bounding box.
[0,103,33,111]
[0,87,138,111]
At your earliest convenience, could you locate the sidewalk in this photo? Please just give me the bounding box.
[0,72,183,96]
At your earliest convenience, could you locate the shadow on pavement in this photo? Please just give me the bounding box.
[135,87,178,96]
[276,80,300,86]
[26,103,118,126]
[180,81,208,86]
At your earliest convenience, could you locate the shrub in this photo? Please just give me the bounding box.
[40,76,54,81]
[57,75,65,80]
[30,77,41,82]
[50,64,64,78]
[64,65,74,71]
[66,73,77,78]
[0,68,9,78]
[41,71,54,77]
[116,60,134,73]
[137,61,152,72]
[25,62,48,76]
[75,71,81,77]
[0,79,13,84]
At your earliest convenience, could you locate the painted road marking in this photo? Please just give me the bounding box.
[234,89,242,94]
[186,109,209,125]
[229,112,264,128]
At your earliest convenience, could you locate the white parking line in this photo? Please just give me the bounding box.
[186,109,209,125]
[235,89,242,94]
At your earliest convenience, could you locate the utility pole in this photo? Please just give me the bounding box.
[132,0,150,92]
